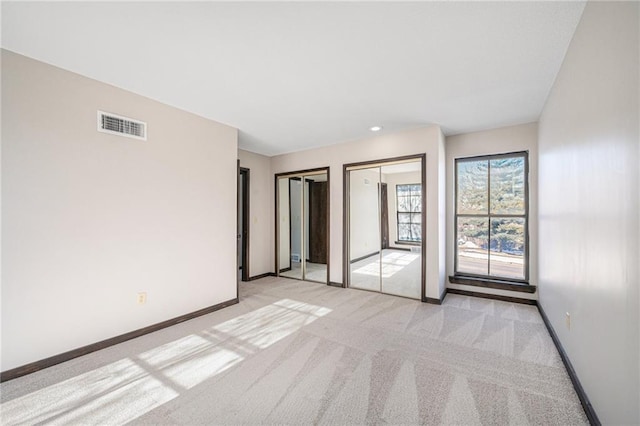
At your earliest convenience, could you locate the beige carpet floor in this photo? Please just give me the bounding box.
[0,277,587,425]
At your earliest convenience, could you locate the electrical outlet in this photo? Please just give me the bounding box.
[565,312,571,330]
[138,292,147,305]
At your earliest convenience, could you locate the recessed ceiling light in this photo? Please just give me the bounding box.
[370,126,383,132]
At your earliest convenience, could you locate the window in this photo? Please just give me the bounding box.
[455,152,528,282]
[396,184,422,242]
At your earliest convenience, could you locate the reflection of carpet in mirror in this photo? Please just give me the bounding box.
[350,249,421,299]
[281,261,327,283]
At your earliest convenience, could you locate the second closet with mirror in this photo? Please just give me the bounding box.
[344,155,425,300]
[276,168,329,284]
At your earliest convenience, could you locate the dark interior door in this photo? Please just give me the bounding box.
[308,181,328,264]
[239,167,250,281]
[380,183,389,249]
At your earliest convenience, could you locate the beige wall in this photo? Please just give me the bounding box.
[538,2,639,424]
[271,126,447,299]
[238,149,274,277]
[1,50,238,371]
[445,122,538,301]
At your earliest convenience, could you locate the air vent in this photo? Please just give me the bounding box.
[97,111,146,140]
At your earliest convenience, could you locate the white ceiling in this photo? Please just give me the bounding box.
[1,2,585,156]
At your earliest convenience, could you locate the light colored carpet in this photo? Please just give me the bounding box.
[0,277,587,425]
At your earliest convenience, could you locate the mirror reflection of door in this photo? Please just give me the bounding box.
[278,177,292,275]
[288,178,304,280]
[380,183,389,250]
[276,169,329,284]
[346,157,424,300]
[307,178,328,280]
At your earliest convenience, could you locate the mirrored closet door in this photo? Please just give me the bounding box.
[276,168,329,284]
[344,156,425,300]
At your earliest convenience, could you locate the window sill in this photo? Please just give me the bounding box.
[448,275,536,293]
[394,240,421,246]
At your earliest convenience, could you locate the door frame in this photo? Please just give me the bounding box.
[274,167,330,284]
[342,153,426,302]
[238,164,250,283]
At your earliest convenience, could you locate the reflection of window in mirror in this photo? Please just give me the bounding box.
[396,184,422,243]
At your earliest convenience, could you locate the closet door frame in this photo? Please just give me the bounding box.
[274,167,330,284]
[342,154,426,302]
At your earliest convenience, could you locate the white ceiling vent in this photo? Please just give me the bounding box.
[97,110,146,140]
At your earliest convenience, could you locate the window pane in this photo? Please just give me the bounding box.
[489,218,525,279]
[410,213,421,224]
[410,195,421,212]
[456,218,488,275]
[398,224,411,241]
[397,185,411,196]
[398,196,410,212]
[398,213,411,224]
[490,157,525,215]
[398,224,421,242]
[410,224,421,241]
[397,185,422,212]
[457,161,488,214]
